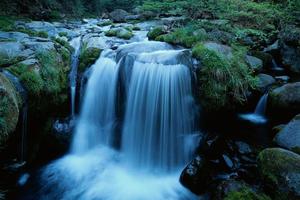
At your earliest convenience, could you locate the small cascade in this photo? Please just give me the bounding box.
[254,93,268,115]
[2,70,28,162]
[69,36,82,118]
[240,93,268,124]
[71,50,119,154]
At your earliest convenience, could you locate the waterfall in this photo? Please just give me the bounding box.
[71,50,119,154]
[39,42,198,200]
[2,70,28,162]
[254,93,268,115]
[122,51,196,172]
[69,36,82,118]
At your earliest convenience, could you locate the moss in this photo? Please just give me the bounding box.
[20,70,44,96]
[79,46,101,72]
[105,29,118,37]
[97,20,113,27]
[147,27,166,40]
[58,32,68,37]
[258,148,300,194]
[192,43,257,111]
[224,187,271,200]
[54,38,74,53]
[157,26,207,48]
[132,26,141,31]
[36,31,48,38]
[105,28,133,40]
[117,30,133,40]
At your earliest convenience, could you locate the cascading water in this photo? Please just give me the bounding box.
[69,36,82,118]
[2,70,28,162]
[240,93,268,124]
[36,41,198,200]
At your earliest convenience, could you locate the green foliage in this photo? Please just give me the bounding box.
[58,32,68,37]
[20,70,44,96]
[105,29,118,37]
[224,187,271,200]
[55,38,74,53]
[79,45,101,72]
[97,20,113,27]
[147,27,166,40]
[157,25,207,48]
[0,16,14,31]
[192,43,257,111]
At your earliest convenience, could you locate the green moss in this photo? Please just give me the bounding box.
[79,46,101,72]
[36,31,48,38]
[58,32,68,37]
[157,26,207,48]
[54,38,74,53]
[147,27,166,40]
[97,20,113,27]
[192,43,257,111]
[105,28,133,40]
[117,30,133,40]
[105,29,118,37]
[258,148,300,187]
[225,187,271,200]
[20,70,43,96]
[132,26,141,31]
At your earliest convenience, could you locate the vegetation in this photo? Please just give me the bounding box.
[79,45,102,72]
[192,44,257,111]
[224,187,271,200]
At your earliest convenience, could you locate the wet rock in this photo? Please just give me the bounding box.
[0,42,25,67]
[222,154,234,170]
[257,73,275,92]
[258,148,300,199]
[180,155,208,194]
[275,75,290,83]
[0,73,20,148]
[274,114,300,154]
[245,55,263,72]
[24,41,55,52]
[109,9,129,23]
[235,141,252,155]
[0,31,29,42]
[24,21,57,37]
[269,82,300,115]
[203,42,233,59]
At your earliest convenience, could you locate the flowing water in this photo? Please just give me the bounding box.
[69,36,82,118]
[35,41,199,200]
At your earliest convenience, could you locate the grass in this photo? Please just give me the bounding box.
[192,43,257,111]
[224,187,271,200]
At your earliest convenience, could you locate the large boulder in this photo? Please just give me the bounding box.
[203,42,233,59]
[109,9,129,23]
[274,114,300,154]
[269,82,300,115]
[258,148,300,200]
[278,25,300,74]
[0,73,20,148]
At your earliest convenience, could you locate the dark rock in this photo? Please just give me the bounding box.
[235,141,252,155]
[264,40,280,54]
[258,148,300,199]
[180,155,209,194]
[280,43,300,74]
[245,55,263,72]
[257,73,275,92]
[222,154,234,169]
[109,9,129,23]
[274,114,300,154]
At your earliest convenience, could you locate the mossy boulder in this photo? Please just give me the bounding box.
[192,43,257,111]
[269,82,300,116]
[258,148,300,200]
[147,27,167,40]
[214,180,271,200]
[0,73,20,148]
[105,27,133,40]
[79,46,101,72]
[274,114,300,154]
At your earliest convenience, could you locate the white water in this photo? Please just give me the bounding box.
[69,36,82,117]
[240,93,268,124]
[40,42,198,200]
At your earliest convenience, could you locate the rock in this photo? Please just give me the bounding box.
[19,58,40,69]
[279,25,300,47]
[208,29,235,45]
[24,41,55,52]
[258,148,300,199]
[272,124,286,134]
[213,180,270,200]
[0,73,20,148]
[257,73,275,92]
[24,21,57,37]
[280,43,300,74]
[141,11,156,20]
[0,42,25,67]
[0,31,29,42]
[109,9,129,23]
[222,154,234,169]
[264,40,280,54]
[275,75,290,83]
[203,42,233,60]
[274,114,300,154]
[125,15,142,21]
[245,55,263,72]
[235,141,252,155]
[269,82,300,115]
[180,155,208,194]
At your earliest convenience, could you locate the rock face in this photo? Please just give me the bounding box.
[0,73,20,148]
[258,148,300,200]
[274,114,300,154]
[245,55,263,72]
[257,73,275,92]
[180,155,208,194]
[109,9,129,23]
[269,82,300,115]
